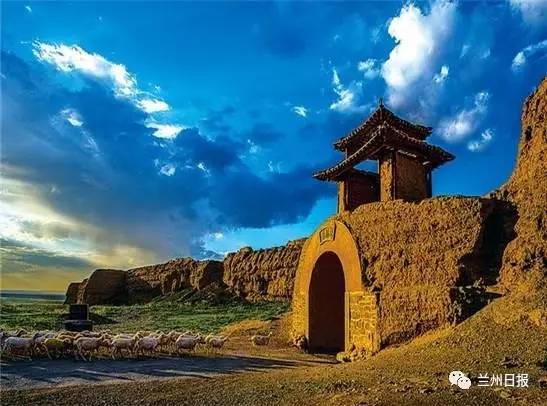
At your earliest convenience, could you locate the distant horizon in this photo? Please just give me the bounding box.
[2,1,546,291]
[0,289,66,294]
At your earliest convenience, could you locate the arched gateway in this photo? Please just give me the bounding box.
[292,104,454,355]
[308,252,345,352]
[292,220,379,354]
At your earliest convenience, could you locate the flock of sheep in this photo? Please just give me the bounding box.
[0,328,274,362]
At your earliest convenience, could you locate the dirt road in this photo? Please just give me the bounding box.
[1,354,330,391]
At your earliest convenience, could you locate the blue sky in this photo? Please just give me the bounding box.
[1,1,546,290]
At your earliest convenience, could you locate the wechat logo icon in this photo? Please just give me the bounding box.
[449,371,472,390]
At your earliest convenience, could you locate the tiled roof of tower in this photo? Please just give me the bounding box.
[315,126,386,181]
[314,124,454,181]
[333,104,432,151]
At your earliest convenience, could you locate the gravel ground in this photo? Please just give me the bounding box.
[0,353,327,391]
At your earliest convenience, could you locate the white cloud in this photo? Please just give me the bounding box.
[212,232,224,240]
[197,162,210,176]
[370,25,382,44]
[511,39,547,71]
[460,44,491,61]
[33,42,137,98]
[509,0,547,26]
[357,58,380,79]
[0,176,157,274]
[292,106,308,118]
[247,139,260,154]
[146,122,184,139]
[439,91,490,142]
[136,98,170,113]
[33,42,182,136]
[329,68,366,113]
[268,161,282,173]
[460,44,470,58]
[512,51,527,69]
[433,65,449,83]
[468,128,494,152]
[381,0,456,107]
[60,108,84,127]
[25,5,32,13]
[159,163,176,176]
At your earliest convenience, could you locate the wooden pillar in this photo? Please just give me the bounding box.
[337,181,348,213]
[379,151,396,201]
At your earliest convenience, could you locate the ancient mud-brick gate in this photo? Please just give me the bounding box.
[292,219,380,354]
[291,103,480,355]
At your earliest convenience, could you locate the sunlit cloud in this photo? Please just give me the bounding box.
[197,162,210,175]
[159,163,176,176]
[33,42,137,98]
[60,108,84,127]
[146,122,185,139]
[136,98,170,113]
[509,0,547,26]
[33,42,182,136]
[292,105,308,118]
[329,68,368,113]
[0,174,158,290]
[467,128,494,152]
[433,65,449,84]
[439,91,490,142]
[381,0,456,107]
[511,39,547,71]
[357,58,380,80]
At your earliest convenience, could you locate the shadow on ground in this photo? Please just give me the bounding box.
[1,353,331,390]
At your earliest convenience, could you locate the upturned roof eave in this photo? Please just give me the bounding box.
[333,106,432,151]
[314,124,452,181]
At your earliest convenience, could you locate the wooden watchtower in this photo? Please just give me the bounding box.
[314,102,454,212]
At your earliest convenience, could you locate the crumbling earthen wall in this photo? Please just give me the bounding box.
[222,239,305,301]
[65,282,82,305]
[125,258,224,304]
[338,197,500,347]
[160,259,224,293]
[292,197,509,353]
[494,78,546,298]
[65,269,126,305]
[65,240,304,305]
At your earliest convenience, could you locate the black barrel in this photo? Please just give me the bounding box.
[65,304,93,331]
[69,304,89,320]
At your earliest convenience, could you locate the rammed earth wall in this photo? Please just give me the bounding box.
[292,196,515,353]
[65,240,305,305]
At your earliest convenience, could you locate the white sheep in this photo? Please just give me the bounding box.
[174,336,200,355]
[33,332,57,356]
[110,336,136,359]
[41,338,71,359]
[74,336,108,361]
[134,336,159,357]
[207,336,228,353]
[2,335,37,359]
[250,332,273,346]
